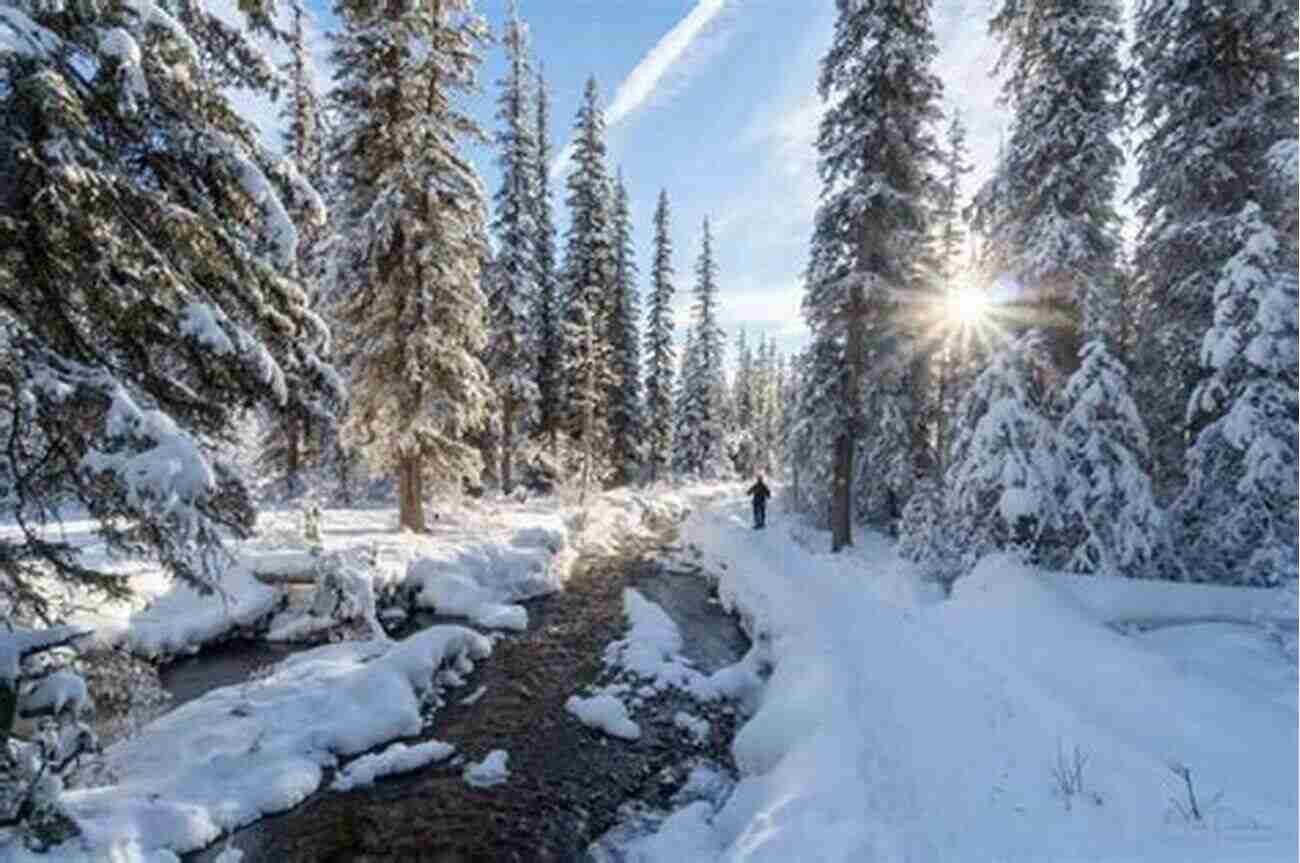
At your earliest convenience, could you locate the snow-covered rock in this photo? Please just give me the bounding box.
[566,692,641,740]
[463,750,510,789]
[332,740,455,791]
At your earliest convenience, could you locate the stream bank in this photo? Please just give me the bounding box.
[182,528,748,862]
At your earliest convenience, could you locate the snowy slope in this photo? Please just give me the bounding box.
[624,488,1297,862]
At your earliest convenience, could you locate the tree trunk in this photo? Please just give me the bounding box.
[831,431,853,551]
[398,454,426,532]
[833,268,867,553]
[501,397,515,494]
[286,412,302,496]
[935,344,952,478]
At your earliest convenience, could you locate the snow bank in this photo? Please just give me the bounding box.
[463,749,510,788]
[622,490,1298,862]
[40,626,490,860]
[1042,570,1292,626]
[115,565,281,658]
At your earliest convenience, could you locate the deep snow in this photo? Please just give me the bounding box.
[614,488,1297,862]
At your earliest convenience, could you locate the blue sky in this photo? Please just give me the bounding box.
[241,0,1014,363]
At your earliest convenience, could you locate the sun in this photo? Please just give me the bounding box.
[944,284,991,329]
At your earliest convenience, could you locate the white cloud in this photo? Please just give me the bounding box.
[550,0,734,178]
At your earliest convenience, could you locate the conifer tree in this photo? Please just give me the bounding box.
[259,0,334,498]
[643,189,677,483]
[329,0,493,531]
[1131,0,1298,496]
[932,108,973,475]
[1058,340,1167,578]
[942,334,1063,572]
[672,327,699,476]
[561,77,617,475]
[531,63,563,451]
[0,0,341,615]
[982,0,1125,372]
[487,0,539,493]
[803,0,943,550]
[607,169,642,484]
[677,219,729,477]
[733,329,754,433]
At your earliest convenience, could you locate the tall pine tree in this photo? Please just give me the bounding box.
[677,219,729,477]
[259,0,334,499]
[487,0,539,493]
[802,0,943,550]
[607,168,642,484]
[931,108,973,477]
[981,0,1125,373]
[561,76,617,485]
[643,189,677,484]
[531,62,562,451]
[329,0,493,531]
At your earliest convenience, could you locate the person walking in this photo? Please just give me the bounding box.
[748,475,771,529]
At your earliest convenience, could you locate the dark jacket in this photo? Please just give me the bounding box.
[748,480,770,503]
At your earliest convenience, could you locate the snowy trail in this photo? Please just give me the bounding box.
[627,490,1298,862]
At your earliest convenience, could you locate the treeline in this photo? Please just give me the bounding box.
[782,0,1297,588]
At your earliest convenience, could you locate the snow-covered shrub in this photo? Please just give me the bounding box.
[302,547,387,641]
[897,478,961,589]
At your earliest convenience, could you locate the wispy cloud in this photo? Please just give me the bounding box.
[549,0,734,178]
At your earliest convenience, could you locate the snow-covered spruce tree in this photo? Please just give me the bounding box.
[0,0,341,617]
[942,333,1063,572]
[258,0,335,500]
[733,329,754,433]
[982,0,1125,374]
[329,0,493,531]
[1057,340,1167,578]
[677,219,729,478]
[1177,198,1298,585]
[726,328,754,475]
[561,76,617,486]
[804,0,943,550]
[530,63,563,452]
[1131,0,1298,494]
[486,0,539,494]
[607,169,642,485]
[787,340,840,521]
[643,188,676,483]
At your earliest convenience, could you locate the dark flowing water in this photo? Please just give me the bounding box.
[177,531,748,863]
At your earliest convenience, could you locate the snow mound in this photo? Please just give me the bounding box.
[332,740,455,791]
[566,692,641,740]
[463,750,510,788]
[53,626,490,858]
